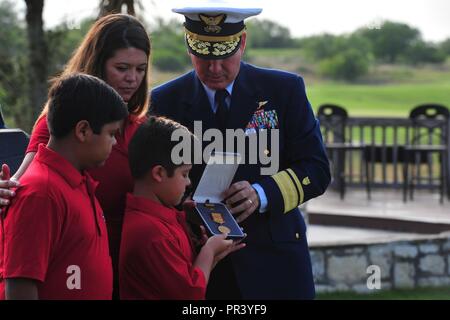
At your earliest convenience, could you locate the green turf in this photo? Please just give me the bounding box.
[308,82,450,117]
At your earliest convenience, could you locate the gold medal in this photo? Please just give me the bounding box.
[218,225,231,234]
[211,212,225,224]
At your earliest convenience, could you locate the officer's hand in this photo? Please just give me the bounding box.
[223,181,260,223]
[0,164,20,206]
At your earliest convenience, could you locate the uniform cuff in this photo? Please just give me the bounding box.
[252,183,268,213]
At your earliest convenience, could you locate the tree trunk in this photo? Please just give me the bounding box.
[99,0,136,18]
[24,0,48,121]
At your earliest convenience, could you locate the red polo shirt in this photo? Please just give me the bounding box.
[27,114,146,287]
[119,194,206,300]
[0,145,112,299]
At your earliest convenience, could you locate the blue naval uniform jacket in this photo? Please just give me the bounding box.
[150,62,331,299]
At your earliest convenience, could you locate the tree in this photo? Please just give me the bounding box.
[440,38,450,56]
[99,0,142,17]
[0,0,28,129]
[318,48,370,81]
[298,34,340,61]
[46,18,95,76]
[150,18,190,72]
[357,21,421,63]
[24,0,48,123]
[246,19,294,48]
[403,41,446,65]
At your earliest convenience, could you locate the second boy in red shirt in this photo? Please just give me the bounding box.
[120,117,245,299]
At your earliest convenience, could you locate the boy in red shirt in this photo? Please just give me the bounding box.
[0,74,128,299]
[120,117,245,299]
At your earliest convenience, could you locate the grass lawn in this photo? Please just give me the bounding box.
[307,81,450,117]
[317,286,450,300]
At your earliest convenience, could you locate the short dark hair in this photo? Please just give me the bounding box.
[47,73,128,138]
[128,116,195,179]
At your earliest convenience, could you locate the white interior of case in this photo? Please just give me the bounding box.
[193,152,241,203]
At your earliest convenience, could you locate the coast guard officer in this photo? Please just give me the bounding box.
[150,1,331,299]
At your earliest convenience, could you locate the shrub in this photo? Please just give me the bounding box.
[319,49,370,81]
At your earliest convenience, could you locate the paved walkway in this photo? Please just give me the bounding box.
[306,225,434,247]
[307,188,450,224]
[303,188,449,246]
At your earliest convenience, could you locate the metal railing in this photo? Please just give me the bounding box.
[320,116,450,190]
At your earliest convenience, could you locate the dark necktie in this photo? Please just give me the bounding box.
[215,89,229,131]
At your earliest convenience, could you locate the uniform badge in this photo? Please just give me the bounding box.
[199,14,226,33]
[245,101,279,132]
[302,177,311,185]
[258,101,268,109]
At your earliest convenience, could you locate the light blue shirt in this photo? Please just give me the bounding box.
[201,82,234,113]
[200,81,269,213]
[252,183,268,213]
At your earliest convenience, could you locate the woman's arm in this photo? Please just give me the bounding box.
[11,152,36,181]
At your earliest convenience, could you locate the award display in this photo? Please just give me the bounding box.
[191,152,245,240]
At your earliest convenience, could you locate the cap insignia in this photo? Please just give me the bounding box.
[199,14,226,33]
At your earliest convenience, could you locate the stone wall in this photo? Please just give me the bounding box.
[310,232,450,293]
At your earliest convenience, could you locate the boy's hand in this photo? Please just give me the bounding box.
[182,198,196,213]
[199,225,208,245]
[181,199,204,250]
[205,234,246,269]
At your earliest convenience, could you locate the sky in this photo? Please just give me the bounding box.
[8,0,450,42]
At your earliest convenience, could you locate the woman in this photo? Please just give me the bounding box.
[1,13,151,298]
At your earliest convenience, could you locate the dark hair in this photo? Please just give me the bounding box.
[128,116,195,179]
[47,73,128,138]
[37,14,150,125]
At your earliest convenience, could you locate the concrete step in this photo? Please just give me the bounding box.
[308,212,450,234]
[305,188,450,234]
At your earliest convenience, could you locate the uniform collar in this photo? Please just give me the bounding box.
[126,193,185,225]
[35,144,98,190]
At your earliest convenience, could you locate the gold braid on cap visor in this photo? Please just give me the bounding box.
[185,28,244,56]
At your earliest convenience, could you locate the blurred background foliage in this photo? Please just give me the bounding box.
[0,0,449,132]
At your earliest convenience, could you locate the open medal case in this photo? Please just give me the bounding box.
[191,152,245,240]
